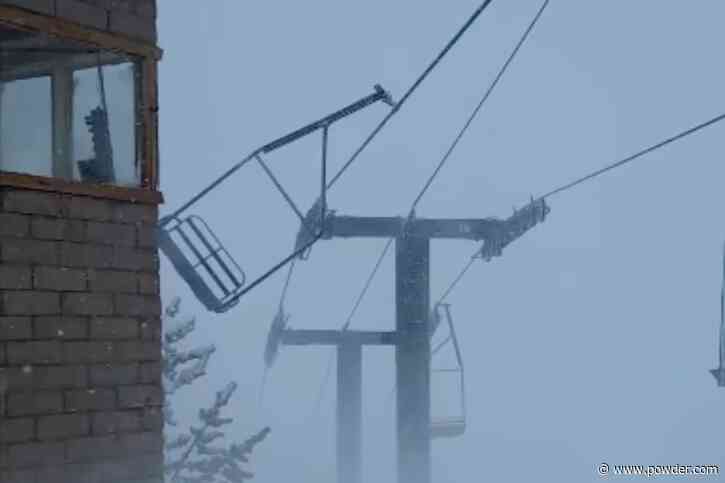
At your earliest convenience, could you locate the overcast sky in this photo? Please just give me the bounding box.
[156,1,725,481]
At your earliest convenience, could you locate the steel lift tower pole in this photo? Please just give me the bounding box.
[277,329,398,483]
[264,201,547,483]
[314,203,548,483]
[396,233,432,483]
[271,308,467,483]
[337,339,363,483]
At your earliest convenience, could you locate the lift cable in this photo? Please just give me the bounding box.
[437,256,477,305]
[271,0,497,325]
[400,108,725,425]
[308,237,395,417]
[278,260,297,311]
[340,0,547,333]
[326,0,495,191]
[541,112,725,199]
[306,0,548,420]
[383,110,725,413]
[408,0,551,214]
[435,110,725,306]
[275,0,498,365]
[342,238,396,333]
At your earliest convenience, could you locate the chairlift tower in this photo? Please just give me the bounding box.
[267,203,549,483]
[157,63,549,483]
[277,328,398,483]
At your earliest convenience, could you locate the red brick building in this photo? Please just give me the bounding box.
[0,1,164,481]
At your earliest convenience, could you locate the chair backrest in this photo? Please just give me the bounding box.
[158,215,246,313]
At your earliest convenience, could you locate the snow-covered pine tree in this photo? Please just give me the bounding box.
[163,296,270,482]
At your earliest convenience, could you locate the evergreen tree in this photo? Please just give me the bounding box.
[163,296,270,482]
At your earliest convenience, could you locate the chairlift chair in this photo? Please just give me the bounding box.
[429,303,467,439]
[430,416,466,439]
[158,85,395,312]
[710,241,725,386]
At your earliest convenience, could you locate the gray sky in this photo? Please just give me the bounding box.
[157,1,725,481]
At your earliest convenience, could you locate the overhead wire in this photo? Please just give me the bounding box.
[310,0,551,420]
[326,0,496,191]
[283,0,495,413]
[434,110,725,307]
[408,0,551,214]
[437,256,477,304]
[272,0,498,322]
[278,259,297,310]
[391,0,725,413]
[411,0,551,312]
[308,238,395,417]
[540,111,725,199]
[382,109,725,415]
[255,1,499,389]
[342,239,396,333]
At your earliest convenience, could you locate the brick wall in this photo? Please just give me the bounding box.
[0,188,164,483]
[1,0,157,42]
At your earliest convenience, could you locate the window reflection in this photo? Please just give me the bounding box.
[0,24,142,187]
[73,63,138,186]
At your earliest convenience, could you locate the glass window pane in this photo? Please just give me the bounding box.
[0,76,52,176]
[0,23,144,187]
[73,62,139,187]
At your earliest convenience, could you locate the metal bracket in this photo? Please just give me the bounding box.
[477,196,550,261]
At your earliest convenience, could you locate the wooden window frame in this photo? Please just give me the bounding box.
[0,5,163,204]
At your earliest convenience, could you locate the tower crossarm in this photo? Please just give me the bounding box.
[281,329,398,346]
[323,215,507,241]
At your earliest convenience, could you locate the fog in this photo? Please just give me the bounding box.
[157,1,725,481]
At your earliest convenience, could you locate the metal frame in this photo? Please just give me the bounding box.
[159,85,394,312]
[0,7,162,193]
[711,241,725,386]
[430,303,466,439]
[159,215,247,313]
[475,197,550,261]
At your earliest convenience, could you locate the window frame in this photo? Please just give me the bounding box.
[0,5,162,204]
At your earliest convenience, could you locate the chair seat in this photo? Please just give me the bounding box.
[430,419,466,439]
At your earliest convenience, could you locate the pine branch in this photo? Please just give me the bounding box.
[163,297,270,482]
